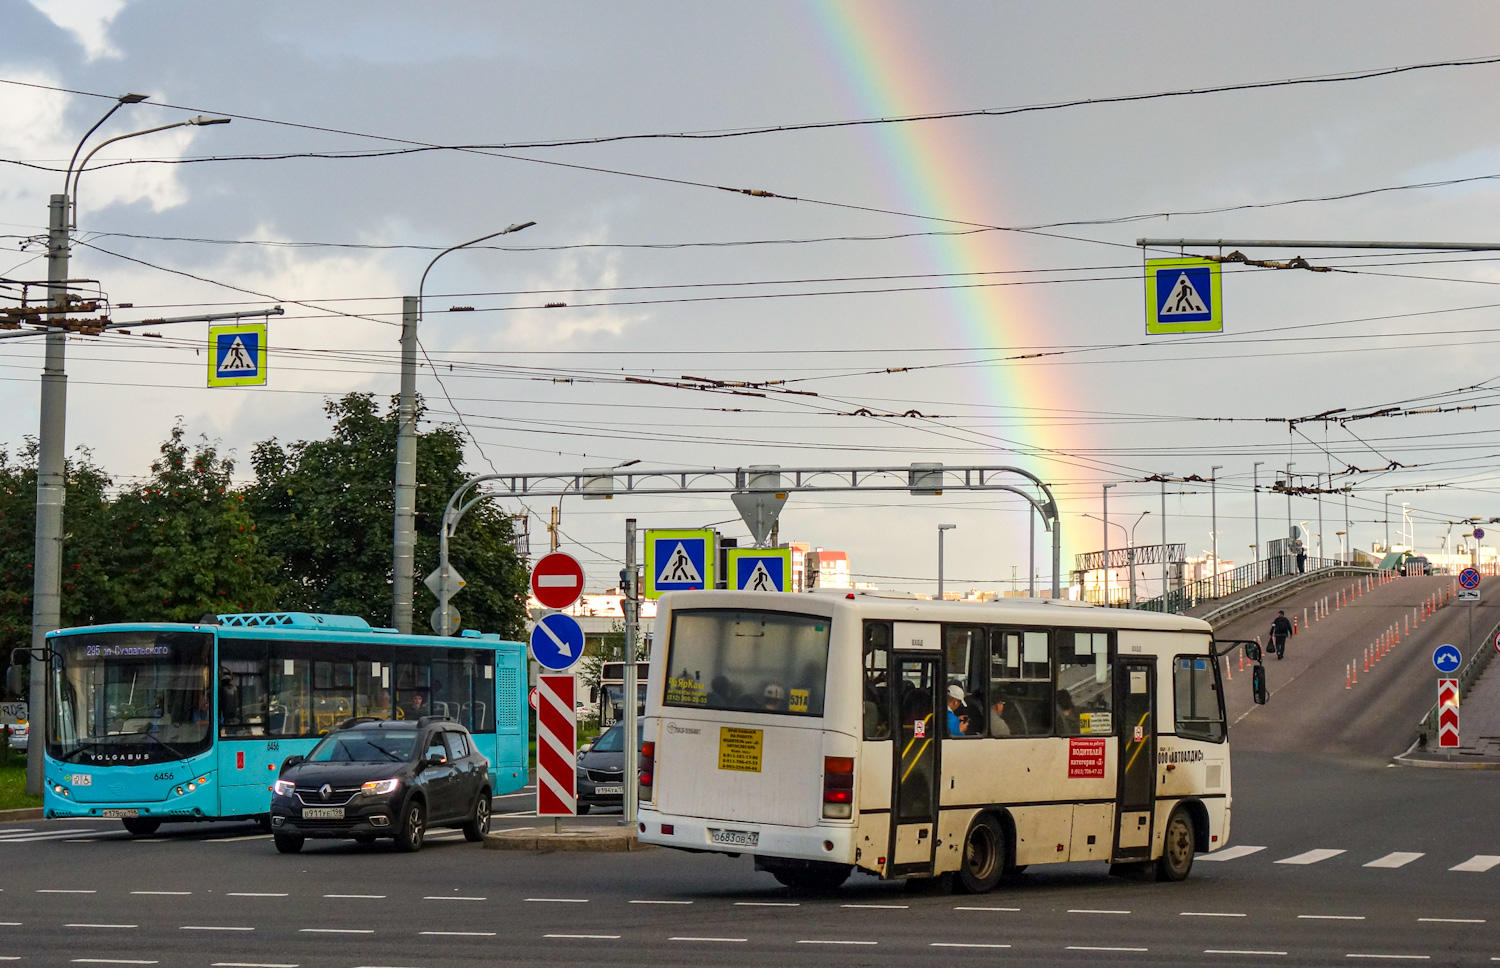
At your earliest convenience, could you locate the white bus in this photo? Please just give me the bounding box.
[637,589,1234,892]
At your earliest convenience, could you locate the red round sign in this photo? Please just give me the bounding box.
[531,551,586,609]
[528,687,539,711]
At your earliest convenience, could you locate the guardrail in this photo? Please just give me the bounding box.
[1132,555,1351,614]
[1418,609,1500,749]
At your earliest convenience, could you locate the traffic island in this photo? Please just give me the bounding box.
[484,826,656,852]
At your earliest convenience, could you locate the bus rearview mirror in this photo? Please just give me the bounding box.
[1251,665,1268,705]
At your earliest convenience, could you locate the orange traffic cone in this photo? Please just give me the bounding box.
[1346,664,1352,689]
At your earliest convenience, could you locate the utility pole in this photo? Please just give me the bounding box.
[1286,462,1295,548]
[1102,483,1116,606]
[1028,508,1036,597]
[1160,474,1173,612]
[1210,466,1221,598]
[1252,461,1263,566]
[1317,472,1325,561]
[937,524,956,601]
[1385,493,1391,552]
[1344,487,1350,564]
[391,296,418,634]
[622,518,639,825]
[549,507,560,552]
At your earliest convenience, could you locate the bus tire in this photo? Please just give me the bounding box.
[121,818,160,837]
[395,798,426,853]
[769,862,852,892]
[462,790,491,842]
[1155,808,1195,882]
[273,832,303,854]
[957,814,1005,894]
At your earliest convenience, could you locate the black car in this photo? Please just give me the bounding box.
[270,716,491,853]
[575,721,642,814]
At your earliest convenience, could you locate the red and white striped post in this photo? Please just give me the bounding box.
[536,674,578,825]
[1438,678,1460,750]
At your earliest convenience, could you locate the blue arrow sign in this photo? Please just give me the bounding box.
[1460,568,1481,589]
[1433,644,1463,675]
[531,612,585,671]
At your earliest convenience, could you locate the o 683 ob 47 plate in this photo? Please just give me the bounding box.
[709,828,758,847]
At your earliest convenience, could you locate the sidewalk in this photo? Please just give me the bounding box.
[1398,654,1500,769]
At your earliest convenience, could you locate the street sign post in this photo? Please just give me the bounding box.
[531,552,585,610]
[207,321,268,387]
[727,547,793,592]
[1433,644,1463,674]
[535,674,577,820]
[644,529,715,599]
[530,612,585,671]
[1438,678,1460,749]
[1459,567,1481,589]
[1145,257,1222,335]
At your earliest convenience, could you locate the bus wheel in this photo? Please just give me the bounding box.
[770,862,852,892]
[957,814,1005,894]
[1156,808,1195,882]
[121,818,160,837]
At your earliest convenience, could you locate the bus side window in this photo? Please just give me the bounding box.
[942,625,985,738]
[988,629,1052,737]
[862,621,891,740]
[218,640,268,738]
[1175,655,1225,742]
[1057,632,1112,736]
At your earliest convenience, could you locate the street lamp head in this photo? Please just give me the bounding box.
[187,115,232,126]
[118,93,150,104]
[506,221,537,234]
[938,523,956,531]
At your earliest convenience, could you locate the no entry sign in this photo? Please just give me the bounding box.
[531,551,585,609]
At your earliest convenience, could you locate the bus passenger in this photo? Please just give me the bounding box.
[762,683,786,712]
[1056,689,1078,735]
[988,698,1012,737]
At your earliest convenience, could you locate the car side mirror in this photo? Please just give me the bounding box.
[280,755,304,771]
[426,752,447,767]
[1252,665,1268,705]
[578,743,593,755]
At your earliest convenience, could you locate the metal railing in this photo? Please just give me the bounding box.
[1124,555,1348,614]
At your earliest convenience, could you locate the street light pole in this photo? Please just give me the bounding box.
[1160,473,1175,611]
[397,220,536,633]
[1252,461,1263,567]
[1385,493,1391,552]
[1102,484,1116,606]
[1129,511,1150,607]
[937,524,956,601]
[28,98,228,799]
[1210,466,1221,598]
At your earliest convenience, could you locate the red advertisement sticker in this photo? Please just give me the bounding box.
[1068,737,1107,778]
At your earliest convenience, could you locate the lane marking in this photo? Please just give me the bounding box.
[545,934,620,940]
[63,924,136,929]
[422,896,486,901]
[0,923,20,927]
[1345,956,1430,961]
[204,835,273,843]
[1276,848,1346,865]
[629,900,692,905]
[1205,951,1287,957]
[525,897,588,903]
[1417,918,1484,923]
[1450,855,1500,872]
[798,940,877,946]
[212,963,298,967]
[955,906,1019,912]
[130,892,190,896]
[841,903,907,909]
[1068,909,1131,915]
[1197,845,1267,862]
[226,892,287,897]
[669,937,746,943]
[70,961,156,965]
[931,943,1011,949]
[1365,852,1424,869]
[181,926,254,932]
[1300,915,1367,921]
[324,894,385,899]
[1067,946,1147,952]
[733,901,797,907]
[420,931,496,937]
[1181,912,1247,917]
[299,928,374,934]
[39,890,97,894]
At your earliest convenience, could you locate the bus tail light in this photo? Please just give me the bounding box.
[823,756,854,819]
[639,741,655,802]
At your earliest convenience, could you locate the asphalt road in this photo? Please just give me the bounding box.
[4,752,1500,968]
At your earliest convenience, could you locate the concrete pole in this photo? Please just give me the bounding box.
[1210,466,1221,597]
[1385,493,1391,552]
[1253,461,1263,567]
[1028,508,1036,597]
[392,295,418,634]
[937,524,955,601]
[1161,477,1169,611]
[26,194,70,798]
[1286,462,1295,547]
[1344,488,1350,564]
[1102,484,1116,606]
[623,518,639,825]
[1317,472,1325,562]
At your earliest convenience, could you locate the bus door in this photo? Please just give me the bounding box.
[889,655,940,875]
[1113,658,1156,861]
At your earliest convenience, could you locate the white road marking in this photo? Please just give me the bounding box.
[1345,956,1429,961]
[1417,918,1484,923]
[204,835,273,843]
[39,889,97,894]
[841,903,907,909]
[1277,849,1346,865]
[129,892,190,896]
[1205,951,1287,957]
[1197,845,1267,862]
[420,931,496,937]
[525,898,588,903]
[1181,912,1246,917]
[62,840,97,844]
[734,901,798,907]
[798,940,877,946]
[0,957,19,961]
[324,894,385,899]
[212,963,298,967]
[669,937,747,943]
[70,961,156,965]
[0,923,20,927]
[931,943,1011,949]
[1450,855,1500,872]
[545,934,620,940]
[496,811,537,817]
[1068,909,1131,915]
[954,906,1020,912]
[1300,915,1367,920]
[181,926,254,932]
[63,924,136,929]
[1066,946,1147,952]
[0,829,95,842]
[1365,852,1424,869]
[299,928,374,934]
[629,900,692,905]
[0,829,33,834]
[422,896,486,901]
[226,892,286,897]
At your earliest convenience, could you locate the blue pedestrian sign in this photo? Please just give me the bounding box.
[1433,644,1463,675]
[530,612,585,671]
[727,548,792,593]
[207,322,267,387]
[1459,567,1481,590]
[644,529,715,600]
[1145,257,1222,335]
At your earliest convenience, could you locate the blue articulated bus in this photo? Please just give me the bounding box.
[41,612,528,835]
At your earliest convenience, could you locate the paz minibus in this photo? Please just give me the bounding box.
[637,589,1232,891]
[41,612,528,834]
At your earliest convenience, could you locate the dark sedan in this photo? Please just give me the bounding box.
[270,716,490,852]
[575,721,642,814]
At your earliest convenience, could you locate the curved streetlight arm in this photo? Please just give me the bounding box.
[70,117,230,229]
[417,221,537,318]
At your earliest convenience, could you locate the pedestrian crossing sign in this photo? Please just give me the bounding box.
[207,322,268,387]
[1145,257,1222,334]
[644,529,716,600]
[727,548,792,593]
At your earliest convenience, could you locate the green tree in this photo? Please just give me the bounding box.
[246,393,527,638]
[102,424,282,621]
[0,441,115,659]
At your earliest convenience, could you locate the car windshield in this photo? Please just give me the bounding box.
[589,722,644,753]
[306,729,419,763]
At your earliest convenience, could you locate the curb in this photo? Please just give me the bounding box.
[0,807,44,821]
[1391,754,1500,770]
[483,827,655,852]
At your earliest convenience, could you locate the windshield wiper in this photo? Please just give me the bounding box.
[56,741,106,763]
[364,742,406,762]
[140,730,186,761]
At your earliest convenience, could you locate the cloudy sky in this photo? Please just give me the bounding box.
[3,2,1499,601]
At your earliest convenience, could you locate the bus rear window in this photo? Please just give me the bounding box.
[664,610,831,716]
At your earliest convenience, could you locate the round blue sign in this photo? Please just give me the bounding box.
[1433,644,1463,674]
[1475,527,1486,541]
[530,612,585,671]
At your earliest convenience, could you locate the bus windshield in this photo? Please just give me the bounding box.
[663,609,830,716]
[48,630,215,765]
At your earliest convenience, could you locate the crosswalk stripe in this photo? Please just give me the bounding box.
[1275,848,1346,865]
[1450,855,1500,872]
[0,829,101,844]
[1197,845,1266,862]
[1365,852,1424,869]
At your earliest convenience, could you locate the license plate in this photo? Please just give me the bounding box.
[593,785,622,795]
[69,774,92,786]
[708,827,758,847]
[301,807,345,820]
[101,809,138,819]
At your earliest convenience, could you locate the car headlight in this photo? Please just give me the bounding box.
[272,779,295,797]
[361,778,401,796]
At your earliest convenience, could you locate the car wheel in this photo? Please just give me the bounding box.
[956,814,1005,894]
[395,799,426,853]
[121,818,161,837]
[273,832,304,854]
[1155,808,1195,882]
[576,803,591,815]
[463,791,491,842]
